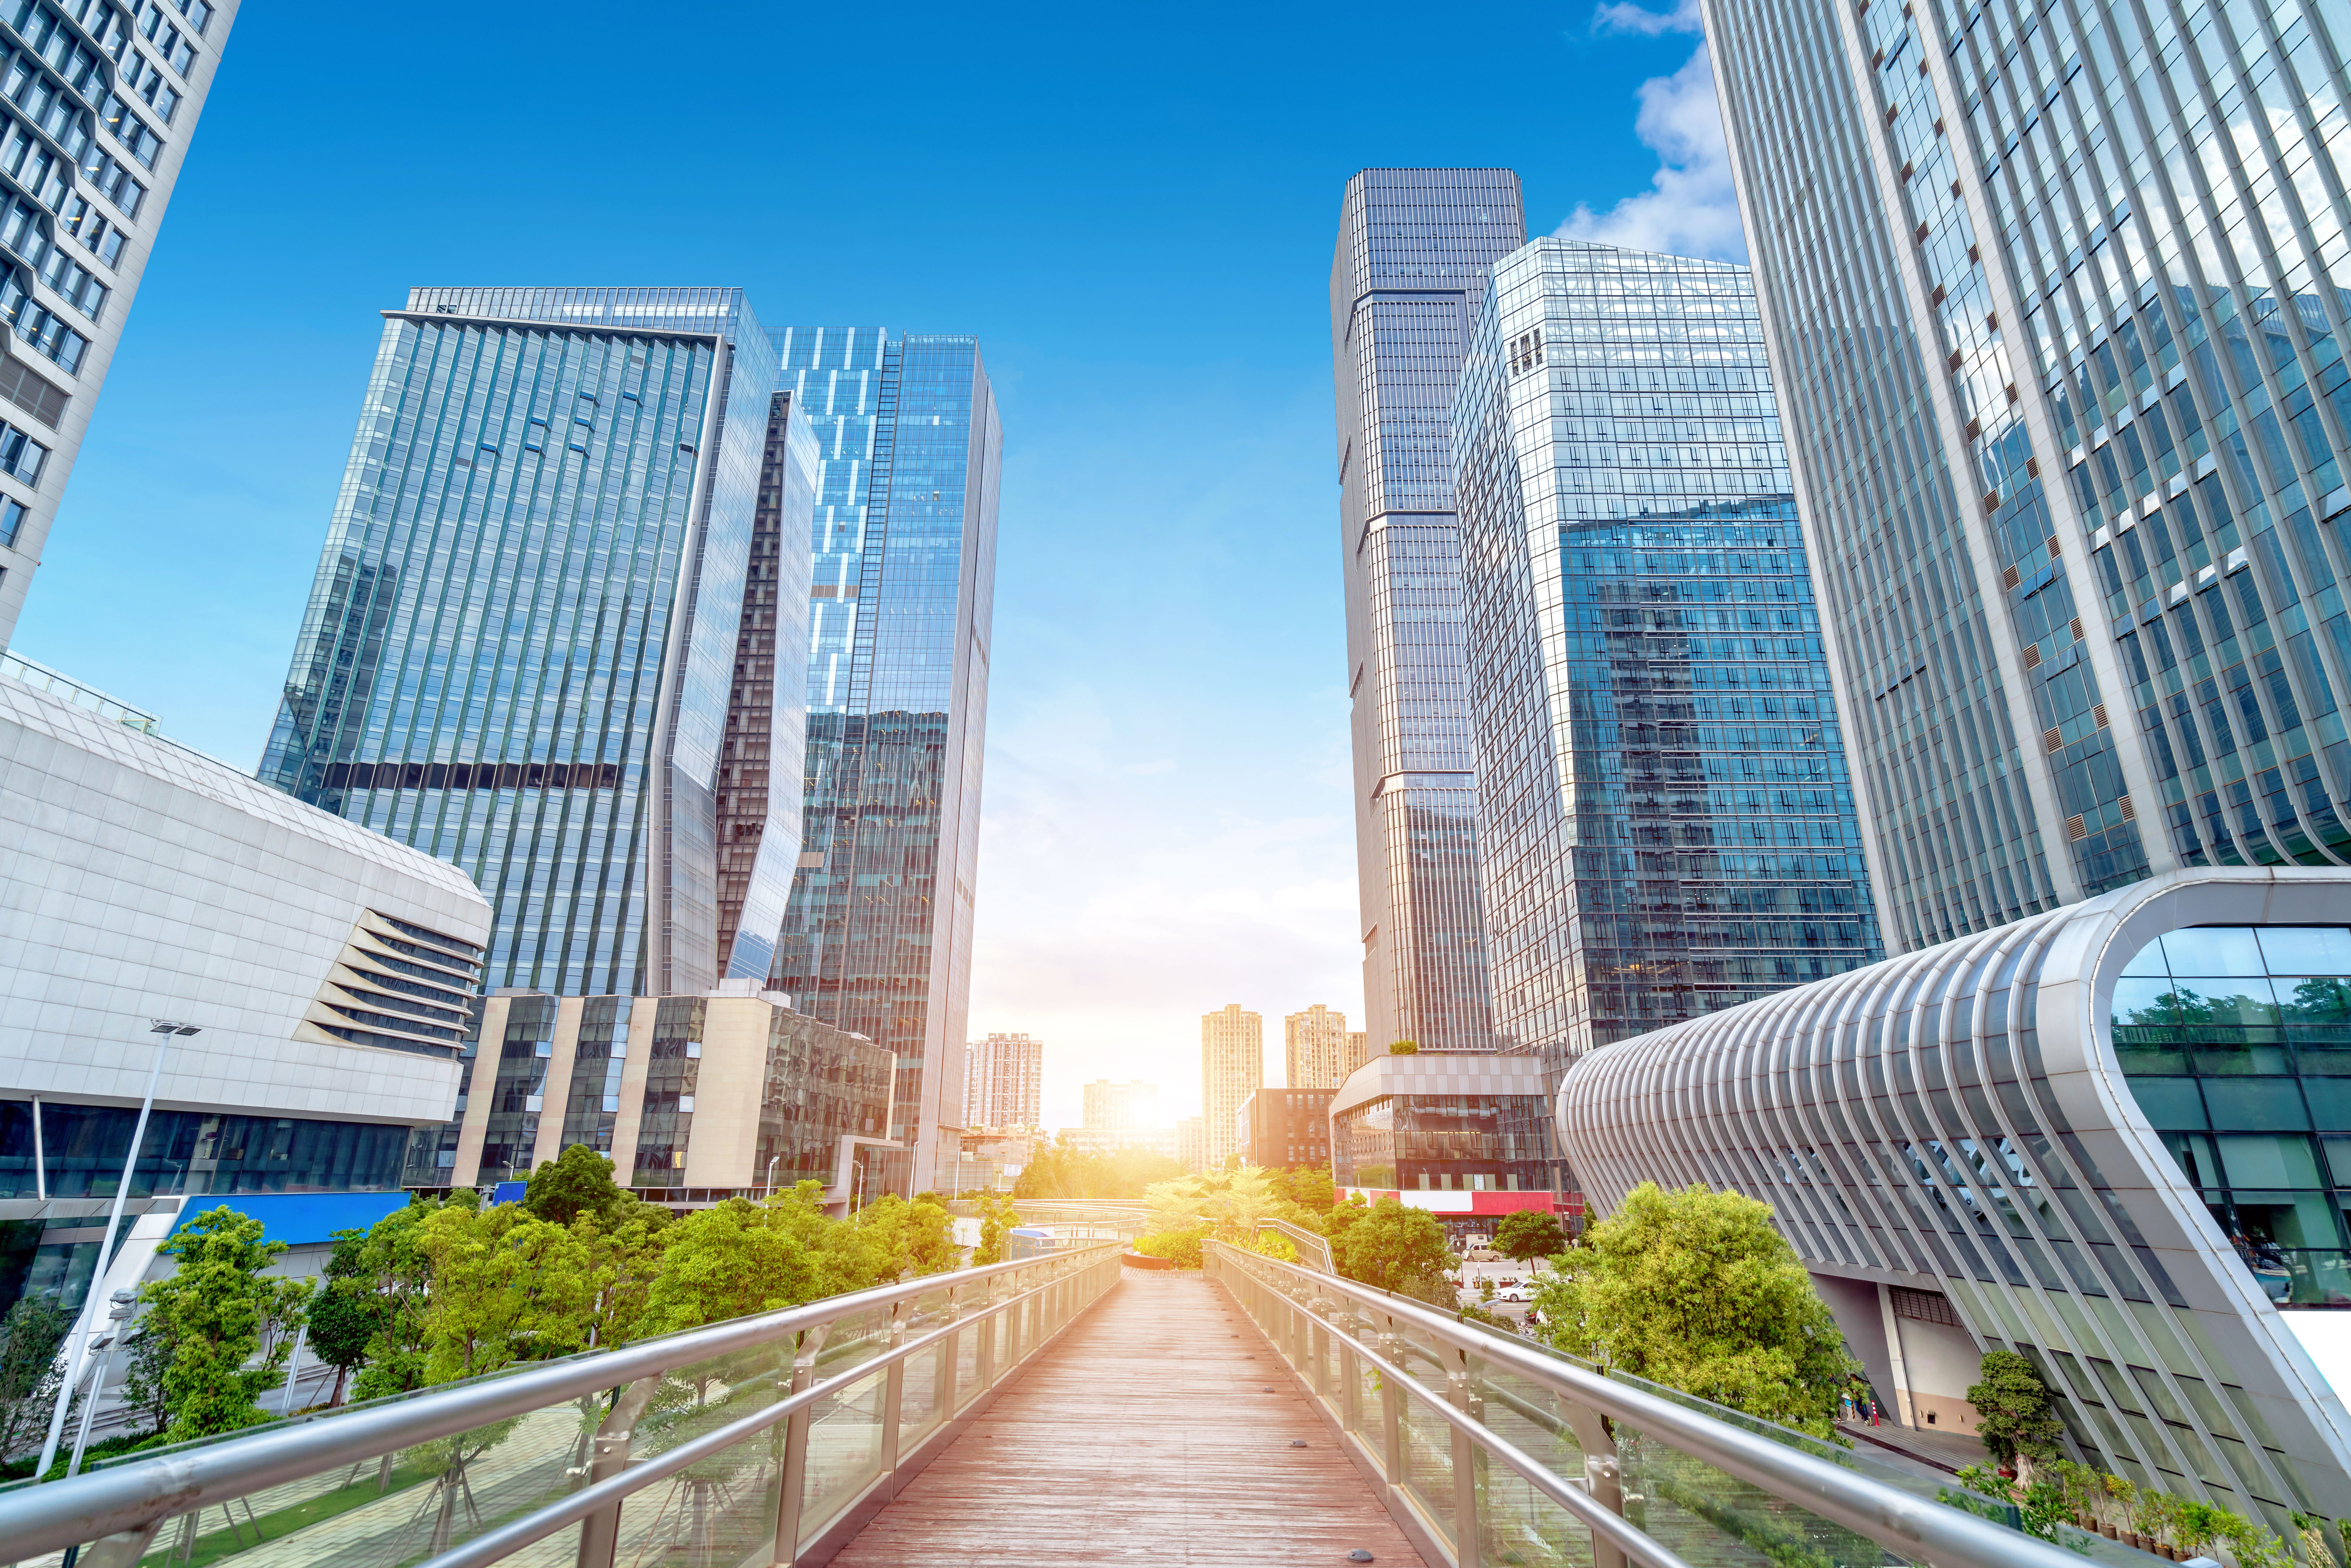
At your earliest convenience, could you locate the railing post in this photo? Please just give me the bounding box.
[75,1518,165,1568]
[1559,1400,1628,1568]
[939,1284,963,1417]
[977,1277,998,1390]
[770,1323,832,1567]
[879,1304,907,1501]
[1450,1355,1482,1568]
[1340,1334,1361,1435]
[1378,1316,1405,1493]
[575,1376,661,1568]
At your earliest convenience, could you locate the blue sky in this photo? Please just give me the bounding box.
[13,0,1734,1128]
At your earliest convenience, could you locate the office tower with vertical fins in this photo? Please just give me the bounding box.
[1454,238,1884,1072]
[769,329,1001,1194]
[260,287,800,998]
[0,0,240,648]
[1331,169,1525,1054]
[1707,0,2351,952]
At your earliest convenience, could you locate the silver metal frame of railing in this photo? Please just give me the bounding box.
[1206,1240,2101,1568]
[0,1242,1125,1568]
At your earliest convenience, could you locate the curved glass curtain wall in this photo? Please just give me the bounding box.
[2113,924,2351,1306]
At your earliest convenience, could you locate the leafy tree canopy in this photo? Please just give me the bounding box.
[0,1296,68,1459]
[1968,1349,2065,1471]
[1529,1182,1856,1438]
[855,1193,959,1281]
[639,1184,882,1334]
[1144,1166,1286,1240]
[1267,1166,1336,1211]
[973,1194,1022,1266]
[416,1202,597,1384]
[141,1206,311,1441]
[523,1143,630,1227]
[1387,1040,1420,1056]
[1493,1209,1566,1262]
[1334,1196,1456,1301]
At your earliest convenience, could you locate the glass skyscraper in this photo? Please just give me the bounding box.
[1330,168,1526,1055]
[1706,0,2351,952]
[259,287,808,998]
[0,0,238,649]
[768,328,1000,1193]
[1455,238,1884,1072]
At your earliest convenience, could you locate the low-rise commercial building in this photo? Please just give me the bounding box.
[0,675,492,1320]
[1556,868,2351,1525]
[446,982,895,1212]
[1329,1053,1572,1221]
[1236,1089,1334,1170]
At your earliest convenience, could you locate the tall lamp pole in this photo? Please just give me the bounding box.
[37,1020,199,1482]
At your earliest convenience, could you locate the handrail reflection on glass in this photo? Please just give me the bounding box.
[0,1242,1123,1566]
[1205,1241,2100,1568]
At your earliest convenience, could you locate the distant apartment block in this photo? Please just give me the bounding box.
[1284,1005,1348,1090]
[1200,1004,1263,1168]
[964,1031,1042,1132]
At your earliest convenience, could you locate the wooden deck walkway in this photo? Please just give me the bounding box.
[829,1267,1427,1565]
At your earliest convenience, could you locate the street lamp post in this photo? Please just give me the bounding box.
[37,1020,199,1482]
[765,1155,779,1198]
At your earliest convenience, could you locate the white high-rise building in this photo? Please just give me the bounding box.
[962,1032,1041,1132]
[1199,1005,1262,1168]
[0,0,241,648]
[1283,1005,1349,1090]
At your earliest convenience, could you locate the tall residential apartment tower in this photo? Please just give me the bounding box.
[1200,1004,1263,1169]
[0,0,238,647]
[768,329,1001,1193]
[1453,239,1884,1071]
[963,1031,1041,1132]
[260,289,805,997]
[1707,0,2351,951]
[1331,170,1526,1053]
[1283,1004,1348,1090]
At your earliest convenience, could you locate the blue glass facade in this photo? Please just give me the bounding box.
[1456,239,1884,1072]
[1708,0,2351,955]
[768,329,1000,1192]
[259,287,799,997]
[1330,169,1527,1054]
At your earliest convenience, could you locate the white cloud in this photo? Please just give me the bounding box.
[1556,21,1750,264]
[1591,0,1702,35]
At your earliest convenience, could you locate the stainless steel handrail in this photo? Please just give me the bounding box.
[1207,1241,2096,1568]
[0,1242,1123,1565]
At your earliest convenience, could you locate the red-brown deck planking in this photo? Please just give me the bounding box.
[828,1269,1428,1566]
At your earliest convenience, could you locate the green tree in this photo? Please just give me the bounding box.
[347,1200,447,1401]
[137,1206,313,1441]
[973,1194,1023,1265]
[1270,1165,1337,1212]
[304,1228,381,1407]
[855,1193,958,1280]
[1530,1182,1857,1438]
[1387,1040,1420,1056]
[1143,1166,1283,1240]
[523,1143,629,1227]
[415,1202,596,1382]
[0,1296,68,1459]
[1968,1350,2064,1476]
[638,1185,883,1335]
[1493,1209,1567,1262]
[1334,1196,1457,1301]
[576,1205,669,1349]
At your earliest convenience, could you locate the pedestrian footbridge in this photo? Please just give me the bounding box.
[0,1243,2139,1568]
